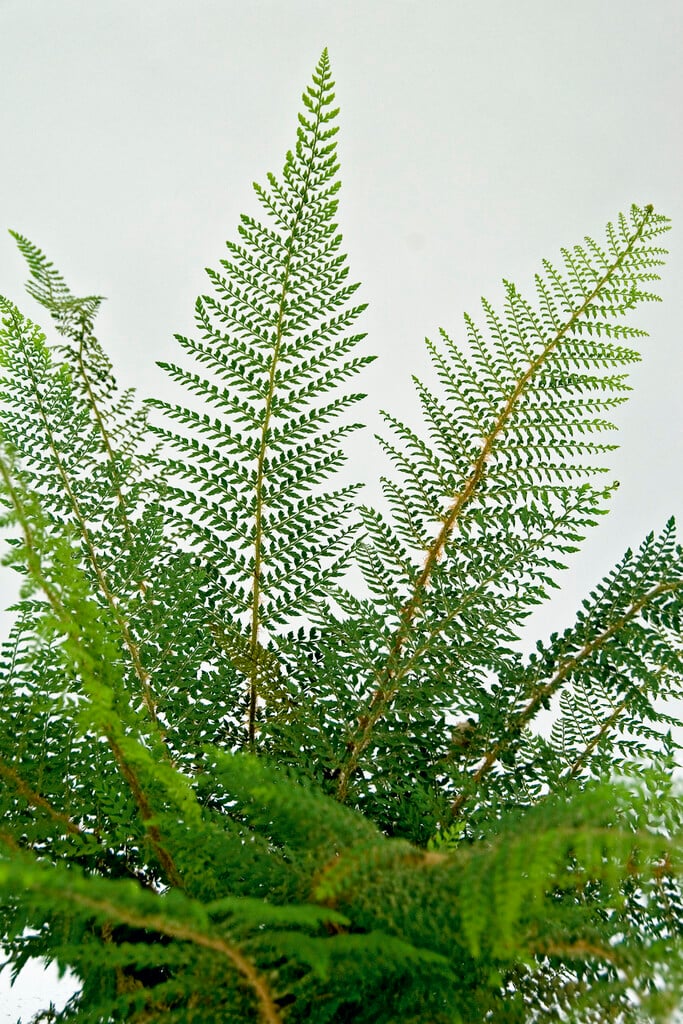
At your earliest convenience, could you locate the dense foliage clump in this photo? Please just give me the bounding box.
[0,50,681,1023]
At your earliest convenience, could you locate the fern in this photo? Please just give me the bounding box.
[0,48,681,1024]
[144,50,374,750]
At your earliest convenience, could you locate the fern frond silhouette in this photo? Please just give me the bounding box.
[0,48,681,1024]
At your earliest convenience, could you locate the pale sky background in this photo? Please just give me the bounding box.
[0,0,681,1018]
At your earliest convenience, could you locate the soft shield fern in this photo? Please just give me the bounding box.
[145,50,374,750]
[0,48,681,1024]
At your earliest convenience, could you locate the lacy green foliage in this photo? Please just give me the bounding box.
[144,51,374,751]
[0,48,681,1024]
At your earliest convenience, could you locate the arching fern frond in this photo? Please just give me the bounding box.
[545,522,683,777]
[433,519,683,831]
[0,259,247,903]
[330,204,671,808]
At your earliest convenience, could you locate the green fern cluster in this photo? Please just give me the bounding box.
[0,49,681,1024]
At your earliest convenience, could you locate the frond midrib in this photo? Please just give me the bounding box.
[335,205,656,802]
[247,109,324,751]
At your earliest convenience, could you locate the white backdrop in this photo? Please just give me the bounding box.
[0,0,681,1017]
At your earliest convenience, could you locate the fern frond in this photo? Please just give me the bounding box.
[445,520,683,822]
[146,49,374,748]
[0,847,286,1024]
[8,230,150,543]
[545,522,683,776]
[0,263,250,905]
[0,451,191,886]
[332,204,670,805]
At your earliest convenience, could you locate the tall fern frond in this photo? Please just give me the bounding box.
[328,204,670,810]
[145,49,374,748]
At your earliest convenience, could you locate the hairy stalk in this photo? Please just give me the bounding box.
[450,579,680,816]
[530,938,619,965]
[103,733,184,889]
[0,755,84,838]
[359,494,600,702]
[336,206,655,802]
[0,756,161,889]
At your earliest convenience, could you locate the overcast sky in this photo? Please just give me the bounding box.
[1,0,681,1017]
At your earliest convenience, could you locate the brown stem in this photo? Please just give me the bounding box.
[0,755,84,837]
[562,664,668,779]
[0,755,157,888]
[104,733,184,890]
[530,937,619,964]
[335,206,655,803]
[63,892,283,1024]
[450,580,679,816]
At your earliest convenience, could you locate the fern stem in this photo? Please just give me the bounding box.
[450,578,679,816]
[247,272,288,750]
[103,733,185,889]
[530,937,620,964]
[74,322,135,545]
[562,665,667,779]
[0,755,84,837]
[32,888,283,1024]
[0,758,163,888]
[336,205,656,802]
[363,493,592,703]
[247,89,323,752]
